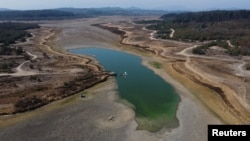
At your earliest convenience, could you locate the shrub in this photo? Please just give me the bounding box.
[192,47,206,55]
[246,64,250,70]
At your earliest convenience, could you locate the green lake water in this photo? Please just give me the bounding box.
[69,48,180,132]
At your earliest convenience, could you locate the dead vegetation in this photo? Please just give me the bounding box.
[0,27,109,115]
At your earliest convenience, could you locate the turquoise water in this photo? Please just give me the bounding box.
[69,48,180,132]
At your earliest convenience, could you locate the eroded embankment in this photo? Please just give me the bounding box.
[171,63,243,118]
[95,23,250,124]
[93,24,157,54]
[168,57,250,124]
[0,28,110,115]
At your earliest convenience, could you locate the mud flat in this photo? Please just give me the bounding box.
[0,78,220,141]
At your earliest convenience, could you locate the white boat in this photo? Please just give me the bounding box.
[123,72,128,76]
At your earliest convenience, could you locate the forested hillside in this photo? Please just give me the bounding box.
[137,10,250,56]
[0,22,39,56]
[0,10,79,20]
[0,22,39,45]
[161,10,250,22]
[0,8,167,21]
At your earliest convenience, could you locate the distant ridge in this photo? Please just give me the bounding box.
[0,8,11,11]
[161,10,250,22]
[0,7,170,21]
[57,7,169,16]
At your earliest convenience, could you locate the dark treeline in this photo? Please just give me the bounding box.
[0,22,39,45]
[0,22,39,30]
[136,10,250,56]
[0,8,168,21]
[134,20,163,24]
[0,22,39,71]
[57,7,168,16]
[0,22,39,56]
[193,41,250,56]
[57,7,135,16]
[192,41,229,55]
[161,10,250,22]
[0,10,81,20]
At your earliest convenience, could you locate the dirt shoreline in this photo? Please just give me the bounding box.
[44,17,222,139]
[98,20,250,123]
[54,17,223,140]
[0,26,110,115]
[1,16,248,141]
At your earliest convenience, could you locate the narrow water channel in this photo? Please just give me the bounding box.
[69,48,180,132]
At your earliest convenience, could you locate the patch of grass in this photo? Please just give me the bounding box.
[150,61,162,69]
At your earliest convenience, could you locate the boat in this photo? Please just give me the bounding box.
[123,72,128,76]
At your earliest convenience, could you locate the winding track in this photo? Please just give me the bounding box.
[169,28,175,38]
[143,26,250,78]
[0,28,101,78]
[226,40,250,77]
[176,45,250,76]
[39,30,100,71]
[0,32,39,77]
[142,27,175,40]
[0,51,38,77]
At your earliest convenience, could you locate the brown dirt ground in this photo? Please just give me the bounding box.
[0,26,109,115]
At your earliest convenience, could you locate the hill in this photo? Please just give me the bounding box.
[0,8,11,11]
[0,8,168,21]
[161,10,250,22]
[0,10,81,20]
[137,10,250,56]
